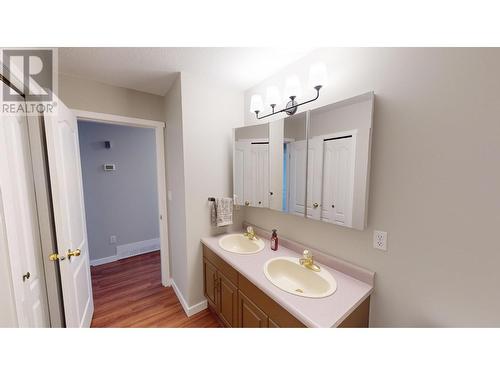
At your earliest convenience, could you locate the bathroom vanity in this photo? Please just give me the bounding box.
[201,225,374,328]
[215,91,375,327]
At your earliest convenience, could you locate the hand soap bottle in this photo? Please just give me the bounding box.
[270,229,278,251]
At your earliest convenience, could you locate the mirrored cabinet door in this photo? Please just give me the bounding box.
[234,91,374,230]
[268,112,308,215]
[307,92,374,229]
[233,123,270,208]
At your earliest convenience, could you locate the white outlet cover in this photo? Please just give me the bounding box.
[373,230,387,251]
[110,235,117,244]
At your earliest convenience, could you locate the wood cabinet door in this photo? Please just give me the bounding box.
[203,259,217,310]
[238,291,268,328]
[268,318,280,328]
[218,272,238,327]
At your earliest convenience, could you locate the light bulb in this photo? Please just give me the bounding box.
[266,86,281,107]
[309,62,327,89]
[249,94,264,113]
[284,75,302,99]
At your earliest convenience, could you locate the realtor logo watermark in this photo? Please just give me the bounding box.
[1,48,58,115]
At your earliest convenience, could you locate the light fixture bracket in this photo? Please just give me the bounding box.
[255,86,322,120]
[284,96,298,116]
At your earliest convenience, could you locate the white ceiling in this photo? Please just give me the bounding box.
[58,47,316,96]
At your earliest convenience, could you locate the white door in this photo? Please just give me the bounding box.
[288,140,307,216]
[322,136,355,226]
[268,120,284,211]
[234,141,250,206]
[306,136,324,220]
[250,143,269,208]
[44,98,94,328]
[0,84,50,327]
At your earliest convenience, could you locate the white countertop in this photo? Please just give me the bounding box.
[201,232,373,328]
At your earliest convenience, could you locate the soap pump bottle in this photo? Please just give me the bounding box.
[271,229,279,251]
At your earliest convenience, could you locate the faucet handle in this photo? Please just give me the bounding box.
[247,226,254,234]
[303,249,312,259]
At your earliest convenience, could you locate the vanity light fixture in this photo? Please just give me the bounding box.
[250,62,327,120]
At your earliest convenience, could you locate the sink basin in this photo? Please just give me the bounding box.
[218,233,265,254]
[263,257,337,298]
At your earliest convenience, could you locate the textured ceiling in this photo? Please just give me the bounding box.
[58,47,316,96]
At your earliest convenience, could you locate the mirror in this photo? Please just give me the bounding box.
[307,92,374,229]
[233,91,374,230]
[233,123,270,208]
[268,113,308,215]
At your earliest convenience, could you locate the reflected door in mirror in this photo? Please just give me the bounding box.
[288,140,307,215]
[307,92,373,229]
[250,143,269,208]
[322,134,356,226]
[233,124,270,208]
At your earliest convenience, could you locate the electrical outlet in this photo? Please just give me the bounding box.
[110,235,117,244]
[373,231,387,251]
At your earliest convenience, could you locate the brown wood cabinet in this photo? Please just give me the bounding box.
[203,245,369,328]
[203,258,217,310]
[238,291,268,328]
[218,272,238,327]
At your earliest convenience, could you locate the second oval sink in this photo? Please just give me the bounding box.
[218,233,265,254]
[264,257,337,298]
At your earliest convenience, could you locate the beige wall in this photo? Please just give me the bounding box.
[164,74,189,297]
[59,73,165,121]
[180,72,244,306]
[243,48,500,327]
[164,72,244,308]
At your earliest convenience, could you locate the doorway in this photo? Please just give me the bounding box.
[74,111,170,290]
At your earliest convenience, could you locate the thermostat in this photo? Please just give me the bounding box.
[103,163,116,171]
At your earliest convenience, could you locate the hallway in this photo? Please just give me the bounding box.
[90,251,221,328]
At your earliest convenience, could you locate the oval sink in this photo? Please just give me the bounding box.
[218,233,265,254]
[263,257,337,298]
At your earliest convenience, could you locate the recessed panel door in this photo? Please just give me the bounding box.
[44,98,94,328]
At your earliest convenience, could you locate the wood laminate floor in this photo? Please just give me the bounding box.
[90,251,221,328]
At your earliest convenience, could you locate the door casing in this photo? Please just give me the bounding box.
[72,110,171,287]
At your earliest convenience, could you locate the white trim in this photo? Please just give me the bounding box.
[236,137,269,143]
[116,238,160,258]
[73,110,165,129]
[89,255,118,267]
[72,109,171,287]
[89,238,160,266]
[170,279,208,317]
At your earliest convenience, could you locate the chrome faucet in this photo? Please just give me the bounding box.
[243,226,258,241]
[299,250,321,272]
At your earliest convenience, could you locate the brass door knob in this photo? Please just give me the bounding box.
[67,249,81,259]
[48,253,65,261]
[313,203,319,209]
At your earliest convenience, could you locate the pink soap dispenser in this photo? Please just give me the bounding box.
[271,229,279,251]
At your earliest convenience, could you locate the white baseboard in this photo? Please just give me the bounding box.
[117,238,160,258]
[170,278,207,317]
[90,255,118,266]
[90,238,160,266]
